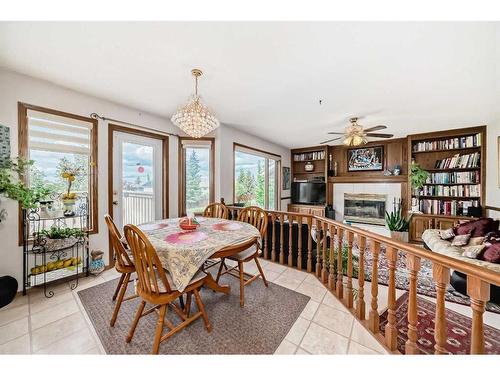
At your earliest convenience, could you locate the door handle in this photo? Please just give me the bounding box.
[113,200,119,206]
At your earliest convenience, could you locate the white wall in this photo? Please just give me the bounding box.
[216,124,291,209]
[486,121,500,219]
[0,69,292,290]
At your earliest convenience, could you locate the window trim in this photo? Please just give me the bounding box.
[232,142,281,210]
[178,137,215,217]
[17,102,99,245]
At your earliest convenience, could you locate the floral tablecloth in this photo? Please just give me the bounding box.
[139,217,260,292]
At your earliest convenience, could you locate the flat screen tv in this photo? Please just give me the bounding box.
[291,182,326,205]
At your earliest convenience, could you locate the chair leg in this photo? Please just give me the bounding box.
[110,273,130,327]
[215,259,226,283]
[126,300,146,343]
[238,261,245,307]
[112,273,125,301]
[193,288,211,332]
[254,257,269,287]
[184,292,192,317]
[152,304,167,355]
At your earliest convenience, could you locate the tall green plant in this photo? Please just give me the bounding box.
[410,163,430,190]
[385,207,410,232]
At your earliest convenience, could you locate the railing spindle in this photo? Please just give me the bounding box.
[271,214,276,262]
[328,224,336,291]
[315,219,322,278]
[368,240,380,333]
[432,264,450,354]
[297,216,303,271]
[405,254,421,354]
[385,245,398,351]
[279,213,285,264]
[321,221,328,284]
[467,275,490,354]
[306,216,312,273]
[356,235,366,320]
[345,231,354,308]
[336,227,344,300]
[288,214,294,267]
[263,214,269,260]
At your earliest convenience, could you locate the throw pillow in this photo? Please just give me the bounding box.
[439,228,455,240]
[454,218,497,237]
[468,236,485,246]
[480,242,500,263]
[451,233,471,247]
[461,244,486,259]
[485,231,500,244]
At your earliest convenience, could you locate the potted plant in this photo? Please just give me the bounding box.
[34,227,84,251]
[410,163,430,194]
[58,158,84,216]
[385,207,410,242]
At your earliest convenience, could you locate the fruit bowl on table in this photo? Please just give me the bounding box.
[179,217,200,231]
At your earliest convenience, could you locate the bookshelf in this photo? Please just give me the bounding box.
[407,126,486,243]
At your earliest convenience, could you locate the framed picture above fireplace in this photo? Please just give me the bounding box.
[347,146,384,172]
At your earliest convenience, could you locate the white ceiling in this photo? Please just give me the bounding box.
[0,22,498,148]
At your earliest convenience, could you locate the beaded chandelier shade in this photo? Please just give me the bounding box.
[171,69,220,138]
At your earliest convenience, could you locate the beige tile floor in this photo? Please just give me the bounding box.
[1,259,498,355]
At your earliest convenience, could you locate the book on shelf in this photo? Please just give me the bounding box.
[417,184,481,198]
[293,150,325,162]
[412,133,481,152]
[418,198,478,216]
[426,170,480,184]
[433,152,480,169]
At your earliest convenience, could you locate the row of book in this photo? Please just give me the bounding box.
[426,170,480,184]
[293,150,326,162]
[434,152,480,169]
[418,199,479,216]
[412,133,481,152]
[416,184,481,198]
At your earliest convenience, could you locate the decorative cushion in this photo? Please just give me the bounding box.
[485,231,500,244]
[468,237,485,246]
[461,244,486,259]
[451,233,471,247]
[480,243,500,263]
[454,218,499,237]
[439,228,455,240]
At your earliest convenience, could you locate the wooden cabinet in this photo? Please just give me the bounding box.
[288,204,325,217]
[409,214,474,243]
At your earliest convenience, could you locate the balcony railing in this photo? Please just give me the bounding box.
[122,190,154,226]
[226,205,500,355]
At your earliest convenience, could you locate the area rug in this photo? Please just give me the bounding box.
[77,275,310,354]
[358,244,500,314]
[379,292,500,354]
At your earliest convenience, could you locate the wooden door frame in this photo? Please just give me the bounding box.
[178,137,215,217]
[107,124,169,266]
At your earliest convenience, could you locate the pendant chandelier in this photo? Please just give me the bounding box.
[171,69,220,138]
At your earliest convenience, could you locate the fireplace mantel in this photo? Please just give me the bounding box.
[328,175,407,183]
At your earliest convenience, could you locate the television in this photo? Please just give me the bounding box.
[291,182,326,205]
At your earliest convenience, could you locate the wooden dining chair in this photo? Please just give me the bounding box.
[215,206,269,307]
[104,214,137,327]
[203,202,229,219]
[123,224,212,354]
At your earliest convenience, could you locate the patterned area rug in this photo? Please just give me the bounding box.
[358,244,500,314]
[379,292,500,354]
[77,275,310,354]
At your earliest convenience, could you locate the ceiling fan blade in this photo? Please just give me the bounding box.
[366,133,394,138]
[320,137,343,144]
[327,131,345,135]
[363,125,387,132]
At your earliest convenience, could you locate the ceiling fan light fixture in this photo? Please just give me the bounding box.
[171,69,220,138]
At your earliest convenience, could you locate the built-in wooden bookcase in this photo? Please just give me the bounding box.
[407,125,486,243]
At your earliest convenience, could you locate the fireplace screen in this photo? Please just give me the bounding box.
[344,193,387,226]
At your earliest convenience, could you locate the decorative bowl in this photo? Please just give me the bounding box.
[179,217,200,231]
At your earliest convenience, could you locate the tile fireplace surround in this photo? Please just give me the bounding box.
[333,183,402,236]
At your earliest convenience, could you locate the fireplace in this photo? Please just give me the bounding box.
[344,193,387,226]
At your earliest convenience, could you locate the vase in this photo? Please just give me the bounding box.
[62,198,76,217]
[304,162,314,172]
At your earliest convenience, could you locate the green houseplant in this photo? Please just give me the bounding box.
[385,207,410,242]
[410,163,430,191]
[33,227,84,251]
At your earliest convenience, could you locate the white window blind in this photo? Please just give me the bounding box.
[27,109,92,155]
[234,144,280,161]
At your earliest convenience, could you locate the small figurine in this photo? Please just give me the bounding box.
[89,249,105,275]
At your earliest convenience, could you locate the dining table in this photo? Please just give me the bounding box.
[137,217,261,293]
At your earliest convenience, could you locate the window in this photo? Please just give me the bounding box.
[18,103,98,234]
[233,143,280,210]
[179,138,214,216]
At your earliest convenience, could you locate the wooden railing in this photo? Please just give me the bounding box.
[226,205,500,354]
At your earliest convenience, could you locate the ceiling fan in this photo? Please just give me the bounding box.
[320,117,393,146]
